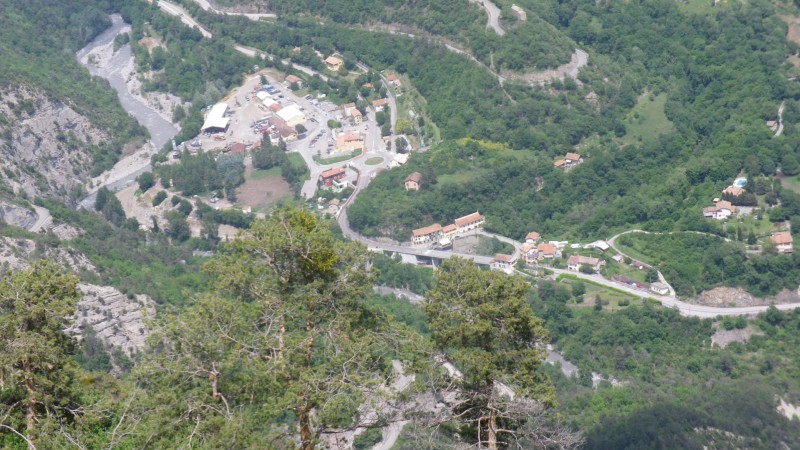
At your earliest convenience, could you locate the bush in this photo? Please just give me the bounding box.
[137,171,155,191]
[152,191,168,206]
[353,428,382,450]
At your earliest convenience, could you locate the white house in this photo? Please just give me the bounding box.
[771,231,794,254]
[491,253,517,273]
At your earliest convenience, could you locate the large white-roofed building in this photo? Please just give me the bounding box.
[276,104,306,127]
[201,103,230,134]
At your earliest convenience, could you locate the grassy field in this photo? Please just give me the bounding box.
[249,166,281,180]
[620,92,674,146]
[781,174,800,194]
[313,149,362,165]
[365,156,384,165]
[559,278,644,313]
[286,153,310,181]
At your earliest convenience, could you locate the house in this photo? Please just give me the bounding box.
[405,172,422,191]
[537,243,557,260]
[767,120,779,132]
[411,224,443,245]
[276,104,306,127]
[387,73,400,86]
[632,261,646,270]
[335,131,364,153]
[442,224,458,240]
[201,103,230,134]
[319,167,346,187]
[564,152,582,168]
[771,231,794,253]
[349,108,363,124]
[650,282,670,295]
[723,185,744,197]
[267,117,298,141]
[227,142,246,155]
[511,4,527,21]
[389,153,409,168]
[362,82,374,89]
[454,212,485,232]
[703,200,734,220]
[491,253,517,273]
[612,254,624,264]
[553,159,566,168]
[324,55,343,72]
[525,232,541,244]
[567,255,606,272]
[521,243,538,265]
[285,74,303,88]
[372,98,389,112]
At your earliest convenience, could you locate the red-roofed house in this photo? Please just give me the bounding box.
[350,108,363,124]
[454,212,485,232]
[525,232,541,244]
[537,243,557,260]
[405,172,422,191]
[564,152,582,168]
[387,73,400,86]
[335,130,364,153]
[319,167,346,187]
[412,224,443,244]
[723,185,744,197]
[553,159,566,168]
[285,75,303,88]
[227,142,246,155]
[372,98,389,111]
[771,231,793,253]
[442,224,458,239]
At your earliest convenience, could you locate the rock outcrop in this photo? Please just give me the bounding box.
[0,87,110,201]
[70,284,156,355]
[0,200,37,229]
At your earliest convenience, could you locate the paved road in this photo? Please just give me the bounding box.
[190,0,276,20]
[29,206,52,233]
[776,101,785,137]
[469,0,505,36]
[153,0,213,38]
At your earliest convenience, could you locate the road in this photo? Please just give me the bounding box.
[190,0,276,20]
[152,0,212,38]
[29,206,52,233]
[469,0,505,36]
[776,101,785,137]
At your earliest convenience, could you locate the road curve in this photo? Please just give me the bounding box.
[469,0,505,36]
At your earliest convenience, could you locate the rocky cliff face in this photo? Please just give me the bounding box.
[0,87,109,201]
[0,236,154,355]
[0,200,37,229]
[70,284,156,356]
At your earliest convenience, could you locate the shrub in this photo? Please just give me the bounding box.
[152,191,168,206]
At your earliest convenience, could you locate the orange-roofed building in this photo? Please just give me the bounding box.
[525,232,541,243]
[771,231,793,253]
[319,167,346,187]
[411,224,443,244]
[454,212,485,232]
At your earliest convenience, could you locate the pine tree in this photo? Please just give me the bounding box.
[0,261,81,449]
[424,258,553,450]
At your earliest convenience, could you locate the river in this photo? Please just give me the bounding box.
[75,15,179,208]
[77,14,178,150]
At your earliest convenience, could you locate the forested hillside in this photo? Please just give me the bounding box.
[0,0,147,179]
[3,0,800,448]
[351,0,800,240]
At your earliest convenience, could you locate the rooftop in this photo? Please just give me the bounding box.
[412,223,443,237]
[454,212,485,227]
[405,172,422,183]
[771,231,793,245]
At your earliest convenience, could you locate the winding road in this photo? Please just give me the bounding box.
[190,0,276,20]
[469,0,505,36]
